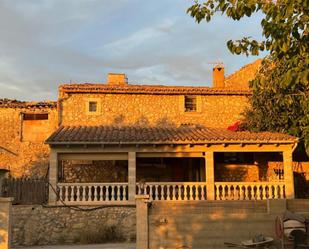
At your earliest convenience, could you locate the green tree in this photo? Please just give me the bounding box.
[188,0,309,155]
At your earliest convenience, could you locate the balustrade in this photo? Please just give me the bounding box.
[57,183,128,204]
[136,182,207,201]
[57,181,285,204]
[215,182,285,200]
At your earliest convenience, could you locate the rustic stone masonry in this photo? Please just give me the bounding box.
[59,93,248,128]
[11,205,136,247]
[0,100,57,177]
[224,59,262,89]
[61,160,128,183]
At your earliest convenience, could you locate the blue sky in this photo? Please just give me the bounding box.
[0,0,266,101]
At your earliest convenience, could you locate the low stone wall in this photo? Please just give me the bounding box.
[147,199,309,249]
[11,205,136,247]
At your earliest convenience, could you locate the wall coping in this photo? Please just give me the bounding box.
[0,197,13,202]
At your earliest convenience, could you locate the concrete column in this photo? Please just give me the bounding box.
[128,152,136,202]
[48,149,58,204]
[205,152,215,200]
[0,197,13,249]
[283,150,295,199]
[136,195,149,249]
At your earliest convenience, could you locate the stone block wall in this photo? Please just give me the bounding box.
[215,163,260,182]
[60,160,128,183]
[11,205,136,247]
[60,93,248,128]
[0,106,57,177]
[147,199,309,249]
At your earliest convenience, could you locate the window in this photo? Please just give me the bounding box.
[23,113,48,120]
[85,98,101,115]
[21,113,50,142]
[88,101,97,112]
[184,96,197,112]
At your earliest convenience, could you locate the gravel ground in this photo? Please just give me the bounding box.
[14,243,136,249]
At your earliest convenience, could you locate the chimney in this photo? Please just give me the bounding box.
[213,64,225,88]
[107,73,128,85]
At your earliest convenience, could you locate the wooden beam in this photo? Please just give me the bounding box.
[58,153,128,161]
[52,143,295,153]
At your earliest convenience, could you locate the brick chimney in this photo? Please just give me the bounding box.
[213,64,225,88]
[107,73,128,85]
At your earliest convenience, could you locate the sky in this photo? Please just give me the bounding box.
[0,0,266,101]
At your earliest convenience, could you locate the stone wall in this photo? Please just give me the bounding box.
[11,205,136,247]
[224,59,262,89]
[0,106,57,177]
[60,93,248,128]
[0,198,12,249]
[147,199,309,249]
[61,160,128,183]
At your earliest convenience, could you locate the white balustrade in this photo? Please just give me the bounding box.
[215,182,285,200]
[57,183,128,204]
[136,182,207,201]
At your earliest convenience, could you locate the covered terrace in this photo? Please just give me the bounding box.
[45,125,297,205]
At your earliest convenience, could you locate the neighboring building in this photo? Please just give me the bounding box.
[0,99,57,177]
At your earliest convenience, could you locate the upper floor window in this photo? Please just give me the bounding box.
[184,96,197,112]
[85,98,101,115]
[88,101,97,112]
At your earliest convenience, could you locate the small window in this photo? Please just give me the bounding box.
[184,96,197,112]
[88,101,97,112]
[23,113,48,120]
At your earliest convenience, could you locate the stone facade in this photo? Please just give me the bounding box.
[60,160,128,183]
[11,205,136,247]
[0,102,57,177]
[224,59,262,89]
[59,93,248,128]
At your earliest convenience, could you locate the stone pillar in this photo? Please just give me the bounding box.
[205,152,215,200]
[128,152,136,202]
[283,150,295,199]
[136,195,149,249]
[0,197,13,249]
[48,149,58,204]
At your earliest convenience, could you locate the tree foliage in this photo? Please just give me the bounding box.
[188,0,309,155]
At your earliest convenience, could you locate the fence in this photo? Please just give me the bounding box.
[1,178,48,205]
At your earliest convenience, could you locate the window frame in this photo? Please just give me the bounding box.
[85,98,101,115]
[88,101,97,113]
[23,113,49,120]
[184,95,197,112]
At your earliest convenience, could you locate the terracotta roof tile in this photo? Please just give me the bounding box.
[59,84,251,95]
[46,125,296,145]
[0,99,57,109]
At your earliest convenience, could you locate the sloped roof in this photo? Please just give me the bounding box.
[59,84,251,96]
[46,125,296,145]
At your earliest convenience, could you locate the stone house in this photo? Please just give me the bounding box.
[0,99,57,177]
[0,60,308,205]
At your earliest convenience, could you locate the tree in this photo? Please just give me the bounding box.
[188,0,309,155]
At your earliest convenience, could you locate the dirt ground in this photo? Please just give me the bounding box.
[14,243,136,249]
